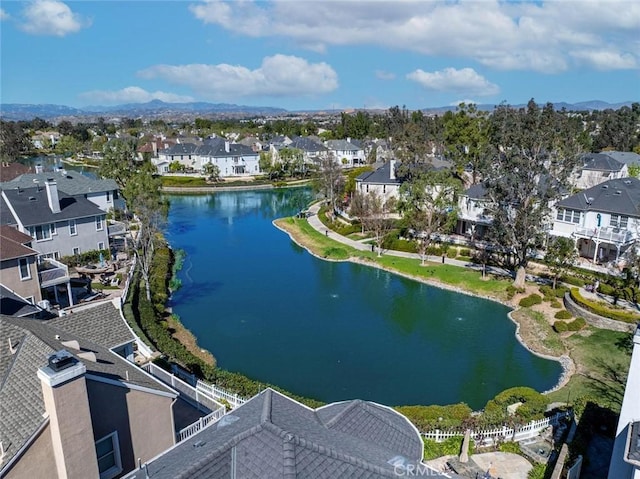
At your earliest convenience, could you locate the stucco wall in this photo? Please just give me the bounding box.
[4,423,56,479]
[23,215,109,258]
[86,379,175,476]
[0,256,42,302]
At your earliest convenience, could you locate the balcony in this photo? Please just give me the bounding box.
[38,258,69,288]
[573,226,635,245]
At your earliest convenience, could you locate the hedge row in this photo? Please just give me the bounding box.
[519,294,543,307]
[569,288,640,324]
[60,248,110,267]
[554,317,586,333]
[395,403,472,431]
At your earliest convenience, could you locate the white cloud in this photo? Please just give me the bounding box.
[188,0,640,73]
[375,70,395,80]
[20,0,88,36]
[1,9,9,21]
[138,55,338,99]
[78,87,194,105]
[407,68,500,96]
[570,49,637,70]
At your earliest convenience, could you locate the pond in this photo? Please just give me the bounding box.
[166,188,562,409]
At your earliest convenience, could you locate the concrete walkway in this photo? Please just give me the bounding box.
[305,202,513,277]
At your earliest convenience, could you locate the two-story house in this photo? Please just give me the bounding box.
[548,177,640,263]
[0,301,181,479]
[455,183,493,240]
[2,170,121,213]
[355,160,402,202]
[1,181,109,259]
[156,143,199,171]
[572,153,628,190]
[325,138,366,167]
[196,137,260,176]
[0,226,42,307]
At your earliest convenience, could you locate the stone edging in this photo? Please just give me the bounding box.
[563,292,636,333]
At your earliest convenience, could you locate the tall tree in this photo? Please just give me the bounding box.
[359,191,396,257]
[397,170,461,264]
[100,139,138,190]
[313,157,345,212]
[443,103,490,185]
[0,121,31,160]
[483,100,583,287]
[544,236,578,289]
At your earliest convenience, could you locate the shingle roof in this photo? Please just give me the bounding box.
[1,186,105,227]
[1,171,118,197]
[326,139,362,152]
[160,143,198,156]
[356,162,400,186]
[288,136,328,153]
[0,302,174,469]
[133,388,434,479]
[0,285,43,317]
[196,138,257,158]
[580,153,624,172]
[601,151,640,166]
[463,183,487,200]
[557,177,640,217]
[0,225,37,261]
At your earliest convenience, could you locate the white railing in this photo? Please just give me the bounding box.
[422,411,570,446]
[143,363,224,413]
[573,226,635,244]
[176,407,226,442]
[120,254,137,307]
[196,380,247,409]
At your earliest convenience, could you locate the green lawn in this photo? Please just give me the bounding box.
[161,176,209,187]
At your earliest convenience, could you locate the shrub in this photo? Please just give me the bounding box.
[60,249,110,267]
[596,282,616,296]
[447,249,457,258]
[553,321,568,333]
[423,437,472,461]
[551,300,562,309]
[499,441,522,454]
[570,288,640,323]
[554,310,573,320]
[506,285,525,300]
[395,403,472,431]
[482,387,549,424]
[426,245,443,256]
[519,294,543,307]
[567,317,586,331]
[382,236,418,253]
[561,275,587,287]
[458,248,471,258]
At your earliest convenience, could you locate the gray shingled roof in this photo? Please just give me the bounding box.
[160,143,198,156]
[131,388,435,479]
[356,162,401,186]
[1,186,105,227]
[0,303,175,470]
[580,153,624,172]
[557,177,640,217]
[288,136,328,153]
[326,139,362,152]
[601,151,640,166]
[197,138,257,158]
[0,285,44,317]
[463,183,488,200]
[1,171,118,196]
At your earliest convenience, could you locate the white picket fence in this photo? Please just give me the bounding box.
[423,411,570,446]
[176,408,226,442]
[119,254,137,307]
[196,380,247,409]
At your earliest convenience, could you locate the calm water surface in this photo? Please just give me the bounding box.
[166,189,561,409]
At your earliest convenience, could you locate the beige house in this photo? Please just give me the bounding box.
[0,225,42,307]
[0,301,180,479]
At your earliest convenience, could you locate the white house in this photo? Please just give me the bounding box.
[197,138,260,176]
[355,160,402,202]
[325,138,366,168]
[455,183,492,240]
[573,153,628,189]
[548,177,640,263]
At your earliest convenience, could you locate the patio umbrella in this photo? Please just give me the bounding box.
[99,251,104,267]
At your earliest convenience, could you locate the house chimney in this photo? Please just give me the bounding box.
[347,137,351,143]
[37,351,100,479]
[390,160,396,180]
[224,141,230,153]
[35,164,44,174]
[45,180,61,214]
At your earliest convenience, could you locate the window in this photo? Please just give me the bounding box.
[96,216,103,231]
[50,223,56,235]
[95,432,122,479]
[32,224,52,241]
[69,220,77,236]
[556,209,580,224]
[73,247,80,256]
[98,242,105,251]
[610,215,629,228]
[106,191,111,201]
[19,258,31,280]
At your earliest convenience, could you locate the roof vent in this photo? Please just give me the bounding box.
[602,185,609,189]
[625,180,632,185]
[47,350,76,372]
[615,190,622,195]
[29,197,36,201]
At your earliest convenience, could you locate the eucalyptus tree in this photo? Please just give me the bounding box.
[483,100,583,287]
[397,170,461,264]
[443,103,490,185]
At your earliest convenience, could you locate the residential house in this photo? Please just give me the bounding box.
[196,137,261,176]
[157,143,199,171]
[0,226,42,307]
[1,181,109,259]
[0,162,32,182]
[456,183,492,240]
[287,135,329,164]
[31,131,61,149]
[0,284,46,318]
[2,170,121,213]
[125,387,444,479]
[355,160,402,202]
[325,138,366,167]
[599,151,640,168]
[0,301,180,479]
[237,135,263,152]
[548,177,640,263]
[573,153,628,189]
[608,326,640,479]
[136,136,177,161]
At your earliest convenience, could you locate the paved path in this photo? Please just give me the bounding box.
[306,202,513,277]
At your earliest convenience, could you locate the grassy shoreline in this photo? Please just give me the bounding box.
[273,215,632,414]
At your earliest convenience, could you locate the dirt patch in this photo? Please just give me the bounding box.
[165,312,216,367]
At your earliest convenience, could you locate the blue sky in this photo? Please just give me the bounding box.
[1,0,639,111]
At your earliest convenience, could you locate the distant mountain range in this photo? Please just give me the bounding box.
[0,99,635,121]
